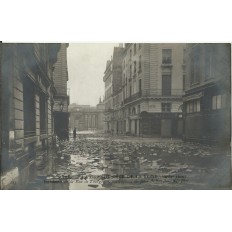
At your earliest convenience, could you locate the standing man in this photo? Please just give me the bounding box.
[73,127,77,139]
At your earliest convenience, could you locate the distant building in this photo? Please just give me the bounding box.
[1,43,60,189]
[96,98,105,131]
[183,43,231,146]
[103,47,124,134]
[53,44,70,140]
[69,99,105,132]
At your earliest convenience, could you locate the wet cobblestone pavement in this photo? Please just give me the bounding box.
[26,134,231,190]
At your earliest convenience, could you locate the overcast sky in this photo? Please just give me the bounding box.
[67,43,118,106]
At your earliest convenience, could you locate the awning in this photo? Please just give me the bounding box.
[183,92,204,102]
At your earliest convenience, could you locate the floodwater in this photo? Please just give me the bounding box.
[25,134,231,190]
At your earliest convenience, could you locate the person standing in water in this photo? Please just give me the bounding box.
[73,127,77,139]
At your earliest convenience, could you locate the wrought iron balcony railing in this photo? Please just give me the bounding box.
[123,89,183,104]
[40,129,47,135]
[24,130,36,138]
[54,87,69,96]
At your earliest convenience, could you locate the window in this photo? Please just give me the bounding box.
[222,94,227,108]
[212,95,226,110]
[34,44,41,61]
[130,64,132,78]
[162,103,171,112]
[138,105,141,114]
[162,75,171,96]
[139,79,142,94]
[124,59,126,69]
[105,76,111,87]
[134,44,136,55]
[40,95,47,134]
[197,100,200,112]
[134,61,136,74]
[23,77,36,137]
[162,49,172,64]
[186,103,190,113]
[106,88,112,99]
[130,49,132,59]
[139,55,142,72]
[132,107,136,115]
[189,102,193,113]
[183,49,186,64]
[139,43,142,49]
[183,74,185,90]
[186,99,201,113]
[190,46,201,84]
[204,45,217,80]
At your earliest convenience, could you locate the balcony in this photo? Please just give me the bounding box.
[54,87,69,96]
[124,92,142,104]
[24,130,36,138]
[123,89,183,104]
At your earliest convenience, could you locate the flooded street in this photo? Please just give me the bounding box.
[25,133,231,190]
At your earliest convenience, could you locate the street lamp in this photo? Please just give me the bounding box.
[59,101,64,111]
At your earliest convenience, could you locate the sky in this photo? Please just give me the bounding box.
[67,43,118,106]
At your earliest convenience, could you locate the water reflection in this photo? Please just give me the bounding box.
[23,136,231,190]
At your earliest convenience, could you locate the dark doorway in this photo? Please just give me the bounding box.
[161,119,172,137]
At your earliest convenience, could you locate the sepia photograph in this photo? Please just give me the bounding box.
[1,43,231,190]
[1,1,232,232]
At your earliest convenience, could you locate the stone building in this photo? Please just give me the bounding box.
[183,43,231,146]
[53,43,70,140]
[69,100,105,132]
[103,46,124,134]
[104,43,186,137]
[1,43,60,189]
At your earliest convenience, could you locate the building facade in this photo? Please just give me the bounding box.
[104,43,186,137]
[1,43,60,189]
[69,101,105,132]
[183,43,231,146]
[103,46,124,134]
[53,43,70,140]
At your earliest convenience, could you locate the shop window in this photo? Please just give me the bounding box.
[222,94,227,108]
[186,99,201,113]
[212,95,226,110]
[197,100,200,112]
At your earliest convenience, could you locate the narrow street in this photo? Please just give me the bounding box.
[25,133,231,190]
